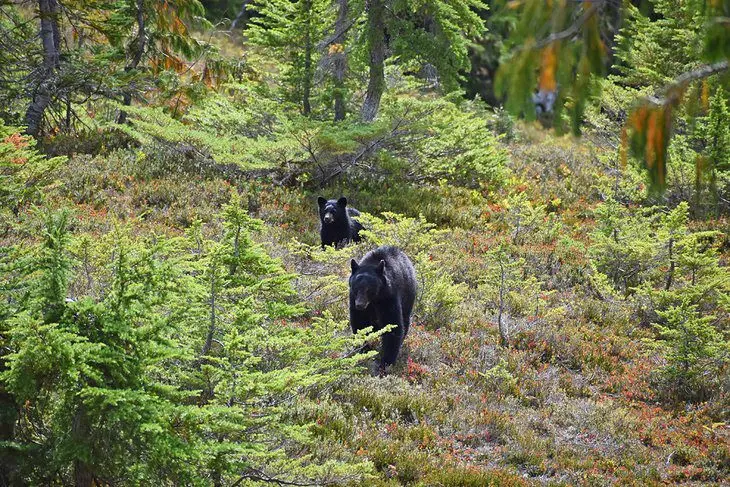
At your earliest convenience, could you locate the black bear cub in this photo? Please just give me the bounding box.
[349,246,417,373]
[318,196,363,249]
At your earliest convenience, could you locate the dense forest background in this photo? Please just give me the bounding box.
[1,0,729,485]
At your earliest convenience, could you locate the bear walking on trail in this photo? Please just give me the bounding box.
[318,196,364,249]
[349,246,417,373]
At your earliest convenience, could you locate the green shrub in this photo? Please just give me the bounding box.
[424,465,529,486]
[651,301,728,404]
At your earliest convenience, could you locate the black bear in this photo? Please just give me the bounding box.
[318,196,364,249]
[349,246,417,373]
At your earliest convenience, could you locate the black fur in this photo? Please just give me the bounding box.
[318,196,364,249]
[349,246,417,370]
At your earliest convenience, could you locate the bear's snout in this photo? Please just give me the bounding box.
[354,296,369,310]
[323,212,335,224]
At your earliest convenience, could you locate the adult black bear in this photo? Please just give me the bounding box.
[318,196,364,249]
[349,246,417,373]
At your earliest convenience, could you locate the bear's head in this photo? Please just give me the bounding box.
[318,196,348,225]
[349,259,385,310]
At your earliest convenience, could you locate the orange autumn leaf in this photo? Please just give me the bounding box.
[701,80,710,112]
[645,109,658,169]
[172,16,186,35]
[539,43,558,92]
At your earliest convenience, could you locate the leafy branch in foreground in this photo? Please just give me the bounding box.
[496,0,730,190]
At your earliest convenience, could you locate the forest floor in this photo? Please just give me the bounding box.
[36,120,729,486]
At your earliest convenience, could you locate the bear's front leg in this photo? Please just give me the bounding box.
[380,323,405,370]
[350,308,376,357]
[349,308,372,335]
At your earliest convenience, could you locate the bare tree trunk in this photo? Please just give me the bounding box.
[202,269,216,358]
[498,260,508,347]
[302,0,313,116]
[333,0,348,121]
[360,0,386,122]
[25,0,60,137]
[230,0,250,30]
[116,0,146,124]
[665,237,675,291]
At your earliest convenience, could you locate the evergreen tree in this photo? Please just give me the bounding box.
[652,301,727,404]
[247,0,331,115]
[0,200,379,485]
[698,89,730,216]
[359,0,486,121]
[5,0,214,136]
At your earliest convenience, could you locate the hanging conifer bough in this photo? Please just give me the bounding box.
[495,0,730,190]
[13,0,225,137]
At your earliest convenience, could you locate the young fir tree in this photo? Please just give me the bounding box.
[0,123,66,484]
[588,198,658,297]
[159,193,377,484]
[635,202,729,319]
[2,213,202,485]
[476,241,536,348]
[0,201,379,485]
[652,301,727,404]
[697,89,730,217]
[246,0,331,115]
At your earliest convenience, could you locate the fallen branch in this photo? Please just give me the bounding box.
[230,469,322,487]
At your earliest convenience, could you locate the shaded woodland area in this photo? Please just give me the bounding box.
[1,0,729,485]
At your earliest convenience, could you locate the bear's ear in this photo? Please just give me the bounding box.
[350,259,359,273]
[337,197,348,207]
[376,260,385,274]
[317,196,327,207]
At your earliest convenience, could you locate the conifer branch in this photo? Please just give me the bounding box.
[510,1,600,54]
[646,61,730,106]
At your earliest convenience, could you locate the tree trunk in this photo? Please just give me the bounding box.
[202,269,217,358]
[25,0,60,137]
[302,0,313,116]
[665,237,675,290]
[333,0,348,121]
[360,0,386,122]
[72,406,93,487]
[116,0,146,124]
[0,389,18,486]
[420,13,438,86]
[498,260,508,347]
[230,0,251,30]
